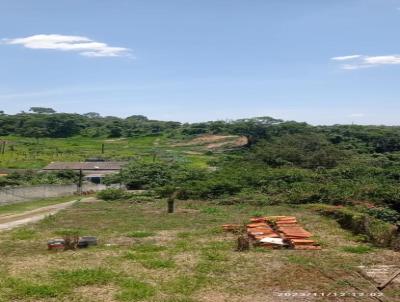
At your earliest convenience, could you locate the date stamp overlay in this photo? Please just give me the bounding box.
[274,292,384,298]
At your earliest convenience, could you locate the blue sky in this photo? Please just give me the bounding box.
[1,0,400,124]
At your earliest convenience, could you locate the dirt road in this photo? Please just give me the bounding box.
[0,200,77,231]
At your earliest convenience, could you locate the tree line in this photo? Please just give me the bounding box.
[3,108,400,156]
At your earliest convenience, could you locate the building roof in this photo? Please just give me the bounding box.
[43,162,127,171]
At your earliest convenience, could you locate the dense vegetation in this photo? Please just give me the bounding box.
[0,108,180,138]
[0,170,77,187]
[2,108,400,220]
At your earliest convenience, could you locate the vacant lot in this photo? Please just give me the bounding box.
[0,199,399,302]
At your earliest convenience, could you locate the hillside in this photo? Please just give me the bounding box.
[0,133,248,172]
[1,113,400,248]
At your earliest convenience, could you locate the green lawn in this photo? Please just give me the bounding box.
[0,135,215,169]
[0,198,398,302]
[0,196,78,216]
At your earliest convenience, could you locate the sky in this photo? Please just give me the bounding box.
[1,0,400,125]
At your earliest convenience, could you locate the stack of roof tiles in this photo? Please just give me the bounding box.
[266,216,321,250]
[246,217,282,248]
[223,215,321,250]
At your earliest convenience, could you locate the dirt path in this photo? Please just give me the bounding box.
[0,199,78,231]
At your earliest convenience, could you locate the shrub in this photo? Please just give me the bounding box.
[97,188,127,201]
[311,204,398,248]
[366,207,400,223]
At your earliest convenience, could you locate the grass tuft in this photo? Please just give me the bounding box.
[116,279,155,301]
[10,228,36,240]
[162,275,207,296]
[1,277,68,299]
[131,243,167,253]
[125,252,175,269]
[341,245,374,254]
[126,231,155,238]
[286,255,315,266]
[200,207,221,214]
[141,258,175,269]
[52,268,116,286]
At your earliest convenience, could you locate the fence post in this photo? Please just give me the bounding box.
[77,169,83,195]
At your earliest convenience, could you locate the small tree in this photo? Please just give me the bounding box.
[29,107,56,114]
[83,112,101,118]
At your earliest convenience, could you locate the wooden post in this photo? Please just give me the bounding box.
[1,141,5,155]
[236,235,250,252]
[167,197,175,213]
[77,169,83,195]
[167,191,179,214]
[101,143,105,154]
[377,268,400,290]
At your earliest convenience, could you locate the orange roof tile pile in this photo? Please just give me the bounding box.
[223,215,321,250]
[246,218,283,249]
[266,216,321,250]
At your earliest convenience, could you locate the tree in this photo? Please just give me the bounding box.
[115,161,174,189]
[29,107,56,114]
[83,112,101,119]
[229,116,283,146]
[251,133,344,168]
[126,115,148,121]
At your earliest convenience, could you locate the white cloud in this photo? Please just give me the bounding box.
[2,34,131,57]
[364,55,400,65]
[331,55,362,61]
[331,54,400,69]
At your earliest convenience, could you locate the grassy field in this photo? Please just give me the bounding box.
[0,135,216,170]
[0,196,78,216]
[0,198,398,302]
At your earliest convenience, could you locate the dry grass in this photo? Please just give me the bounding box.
[0,199,399,302]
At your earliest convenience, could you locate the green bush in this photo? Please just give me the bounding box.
[311,204,398,248]
[97,188,127,201]
[366,207,400,223]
